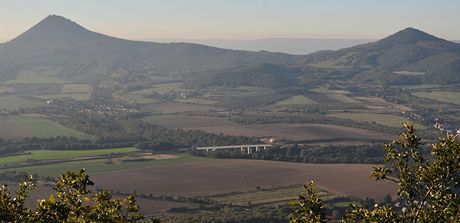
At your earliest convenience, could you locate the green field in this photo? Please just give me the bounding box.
[326,94,362,104]
[62,84,93,93]
[151,82,183,93]
[394,84,440,90]
[124,95,158,104]
[39,93,91,101]
[393,71,425,75]
[311,87,351,94]
[11,115,94,139]
[310,87,361,103]
[175,98,217,105]
[0,96,44,110]
[329,112,425,128]
[124,89,159,104]
[127,82,183,95]
[235,86,270,91]
[275,95,316,106]
[4,69,67,84]
[212,185,307,205]
[0,147,137,165]
[37,84,94,100]
[2,154,212,177]
[0,86,12,94]
[143,114,186,122]
[147,75,181,82]
[413,91,460,105]
[211,185,336,206]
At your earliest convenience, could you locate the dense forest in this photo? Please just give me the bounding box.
[183,63,300,89]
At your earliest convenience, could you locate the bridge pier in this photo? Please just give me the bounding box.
[196,144,274,154]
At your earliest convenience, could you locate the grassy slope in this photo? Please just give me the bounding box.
[326,94,362,104]
[38,84,93,101]
[38,93,91,101]
[151,82,183,93]
[275,95,316,106]
[62,84,93,93]
[329,112,425,128]
[0,147,137,165]
[0,96,44,110]
[4,69,67,84]
[3,154,212,177]
[212,185,307,205]
[413,91,460,105]
[11,115,94,140]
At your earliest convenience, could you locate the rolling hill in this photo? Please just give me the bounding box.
[0,15,459,89]
[302,28,460,84]
[0,15,296,85]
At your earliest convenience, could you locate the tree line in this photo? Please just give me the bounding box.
[290,123,460,222]
[0,113,256,157]
[188,143,419,164]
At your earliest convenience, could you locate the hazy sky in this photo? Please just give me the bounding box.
[1,0,459,42]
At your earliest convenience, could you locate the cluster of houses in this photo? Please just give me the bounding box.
[151,90,196,102]
[46,98,135,114]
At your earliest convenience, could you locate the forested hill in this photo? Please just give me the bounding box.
[300,27,460,84]
[183,63,301,89]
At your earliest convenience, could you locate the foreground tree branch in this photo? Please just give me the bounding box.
[0,169,146,222]
[291,123,460,222]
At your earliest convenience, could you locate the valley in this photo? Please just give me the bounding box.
[0,15,459,221]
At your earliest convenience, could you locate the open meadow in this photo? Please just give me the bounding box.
[39,83,93,101]
[329,112,425,129]
[413,91,460,105]
[0,95,44,110]
[0,115,93,140]
[274,95,317,106]
[210,185,308,205]
[0,147,137,165]
[3,67,67,84]
[2,153,210,176]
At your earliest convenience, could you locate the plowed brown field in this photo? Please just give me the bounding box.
[92,159,396,200]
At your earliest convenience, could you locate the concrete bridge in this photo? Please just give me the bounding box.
[195,144,275,154]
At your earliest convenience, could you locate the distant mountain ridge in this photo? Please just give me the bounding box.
[145,38,374,54]
[0,15,459,87]
[7,15,124,47]
[302,27,460,84]
[0,15,295,83]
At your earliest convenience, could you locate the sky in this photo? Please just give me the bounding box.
[1,0,460,42]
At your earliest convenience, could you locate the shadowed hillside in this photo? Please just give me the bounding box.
[302,28,460,84]
[0,15,296,84]
[0,16,459,88]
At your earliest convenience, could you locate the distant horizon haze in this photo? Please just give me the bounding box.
[1,0,460,43]
[1,29,460,55]
[140,37,374,54]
